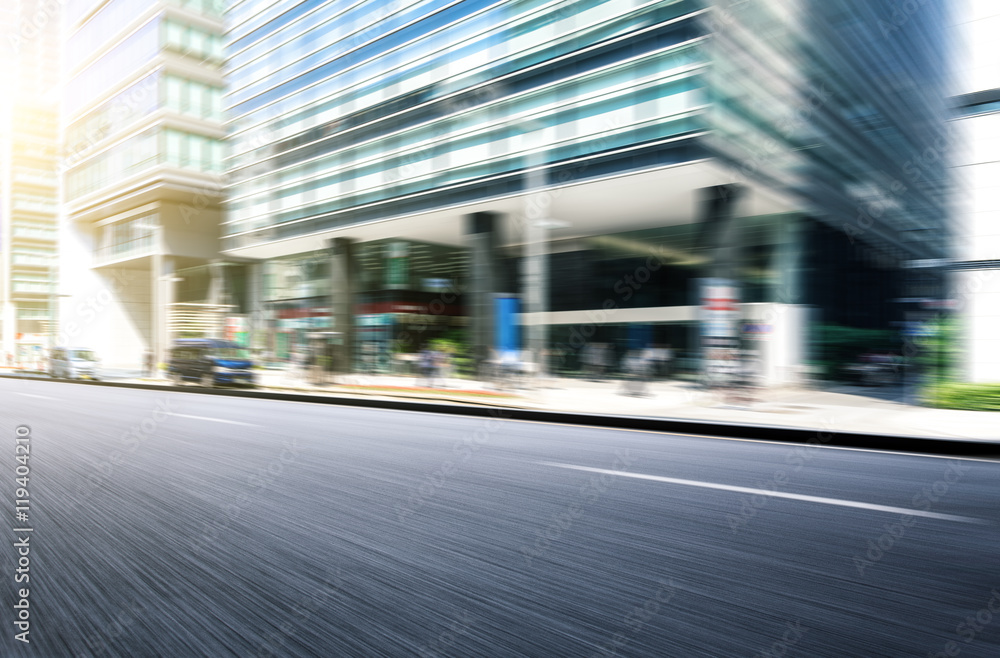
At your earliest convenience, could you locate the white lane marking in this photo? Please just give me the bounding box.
[540,462,989,525]
[16,393,54,400]
[163,412,258,427]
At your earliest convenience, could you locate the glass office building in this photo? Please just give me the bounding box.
[223,0,951,380]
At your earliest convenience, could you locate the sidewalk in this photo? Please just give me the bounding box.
[107,368,998,442]
[528,380,1000,442]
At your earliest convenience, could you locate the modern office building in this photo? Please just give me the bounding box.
[951,0,1000,383]
[60,0,245,370]
[0,0,61,367]
[222,0,951,383]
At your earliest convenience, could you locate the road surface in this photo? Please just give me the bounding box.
[1,378,997,656]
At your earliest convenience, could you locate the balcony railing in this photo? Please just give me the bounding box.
[12,282,54,294]
[12,228,56,241]
[11,254,52,267]
[94,235,156,265]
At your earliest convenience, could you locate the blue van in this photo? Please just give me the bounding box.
[167,339,256,388]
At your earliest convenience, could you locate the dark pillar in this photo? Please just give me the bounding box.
[697,184,744,282]
[465,212,500,377]
[694,185,744,370]
[328,237,356,374]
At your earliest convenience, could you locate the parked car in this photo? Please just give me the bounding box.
[167,339,256,388]
[50,347,100,380]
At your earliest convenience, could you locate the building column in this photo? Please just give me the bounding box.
[247,261,264,353]
[328,237,356,374]
[698,184,744,282]
[208,260,227,337]
[465,212,500,376]
[152,254,174,376]
[772,216,803,306]
[768,216,807,386]
[695,184,744,384]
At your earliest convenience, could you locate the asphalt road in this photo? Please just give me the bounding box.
[0,378,997,657]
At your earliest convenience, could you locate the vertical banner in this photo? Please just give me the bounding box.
[495,296,520,358]
[699,278,741,344]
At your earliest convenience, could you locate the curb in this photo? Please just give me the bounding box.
[3,373,997,459]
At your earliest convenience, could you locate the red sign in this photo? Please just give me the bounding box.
[704,297,738,312]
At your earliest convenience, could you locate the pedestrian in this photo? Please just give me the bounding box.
[620,350,651,397]
[419,347,436,387]
[642,344,658,380]
[143,349,154,378]
[295,349,312,383]
[433,348,449,388]
[581,343,596,380]
[596,343,611,381]
[662,343,674,378]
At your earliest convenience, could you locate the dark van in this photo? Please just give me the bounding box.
[167,339,256,388]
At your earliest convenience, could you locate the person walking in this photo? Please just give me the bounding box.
[662,343,674,378]
[433,348,449,388]
[143,349,154,378]
[620,349,652,397]
[419,347,436,388]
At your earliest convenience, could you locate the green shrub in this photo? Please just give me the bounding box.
[810,323,898,380]
[914,317,961,386]
[926,383,1000,411]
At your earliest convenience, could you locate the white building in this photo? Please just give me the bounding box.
[0,0,61,367]
[59,0,232,371]
[952,0,1000,383]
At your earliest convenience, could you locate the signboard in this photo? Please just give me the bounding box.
[224,316,246,342]
[741,322,772,340]
[422,278,452,292]
[385,242,409,288]
[357,314,392,327]
[700,278,740,341]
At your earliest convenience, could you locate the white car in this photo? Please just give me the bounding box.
[50,347,100,380]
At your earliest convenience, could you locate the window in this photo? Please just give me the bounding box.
[166,76,184,112]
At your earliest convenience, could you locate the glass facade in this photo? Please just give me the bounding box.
[65,19,161,120]
[64,1,229,202]
[215,0,953,377]
[65,73,161,159]
[163,18,225,61]
[222,0,947,261]
[701,0,951,261]
[96,213,159,264]
[255,239,467,366]
[163,75,225,121]
[67,0,159,62]
[222,0,709,251]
